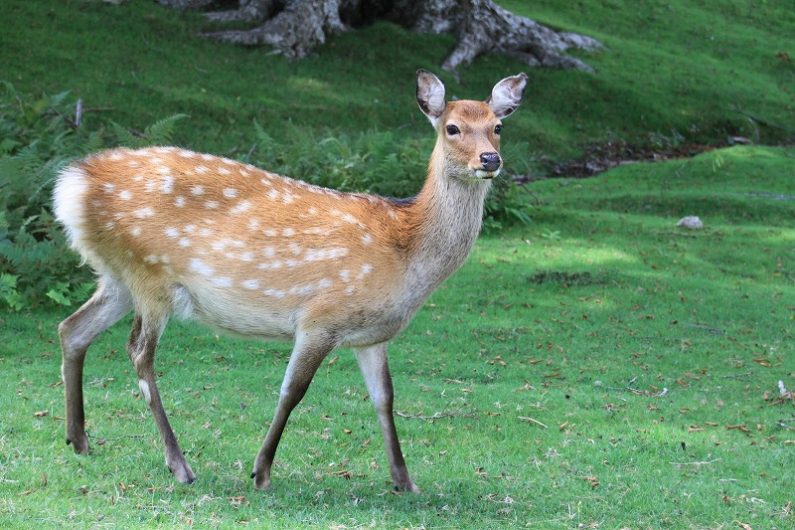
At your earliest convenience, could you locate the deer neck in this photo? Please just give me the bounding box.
[402,138,491,298]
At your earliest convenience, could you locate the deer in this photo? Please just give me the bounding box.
[53,69,527,492]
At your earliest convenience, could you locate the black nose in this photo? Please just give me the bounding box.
[480,152,501,172]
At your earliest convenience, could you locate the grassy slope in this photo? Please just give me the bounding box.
[1,0,792,167]
[1,147,793,528]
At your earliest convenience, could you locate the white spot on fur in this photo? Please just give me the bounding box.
[288,243,301,256]
[160,175,174,194]
[267,189,279,201]
[361,233,373,245]
[144,179,157,193]
[189,258,214,276]
[211,276,232,287]
[230,200,251,215]
[178,150,195,159]
[341,212,359,225]
[357,263,373,280]
[175,196,186,207]
[119,190,132,201]
[184,224,196,234]
[165,227,179,238]
[248,218,260,230]
[201,154,213,161]
[156,166,171,175]
[131,226,142,237]
[195,165,209,174]
[191,185,204,196]
[263,229,277,237]
[262,246,275,258]
[109,152,125,161]
[198,228,213,237]
[318,278,332,289]
[134,207,155,219]
[102,183,115,193]
[282,228,295,237]
[218,167,231,176]
[345,286,355,296]
[339,269,350,282]
[240,251,254,262]
[204,200,219,209]
[242,279,259,290]
[263,288,285,299]
[138,379,152,404]
[223,188,238,198]
[178,238,191,248]
[144,255,159,264]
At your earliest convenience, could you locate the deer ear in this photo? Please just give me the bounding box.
[416,69,446,126]
[487,73,528,118]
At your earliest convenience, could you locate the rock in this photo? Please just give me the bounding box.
[676,216,704,229]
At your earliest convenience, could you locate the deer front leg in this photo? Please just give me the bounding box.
[355,342,419,492]
[252,330,335,490]
[127,314,195,484]
[58,277,132,454]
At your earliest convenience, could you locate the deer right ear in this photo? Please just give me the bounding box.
[416,70,446,126]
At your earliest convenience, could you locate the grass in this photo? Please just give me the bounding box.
[1,0,793,168]
[1,0,794,526]
[1,146,794,528]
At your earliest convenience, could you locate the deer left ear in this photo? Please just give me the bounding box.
[487,73,528,118]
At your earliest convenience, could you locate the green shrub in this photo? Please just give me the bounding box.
[0,83,188,310]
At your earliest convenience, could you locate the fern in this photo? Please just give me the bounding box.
[143,113,188,145]
[0,84,188,309]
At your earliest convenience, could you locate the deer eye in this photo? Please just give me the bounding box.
[494,124,503,135]
[446,124,460,136]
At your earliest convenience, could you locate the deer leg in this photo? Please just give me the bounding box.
[355,342,419,492]
[59,276,132,454]
[252,330,335,489]
[127,313,195,484]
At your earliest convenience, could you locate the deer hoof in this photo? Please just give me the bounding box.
[168,462,196,484]
[67,435,90,455]
[253,473,271,490]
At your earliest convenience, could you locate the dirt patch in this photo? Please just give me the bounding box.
[545,139,729,179]
[528,271,607,287]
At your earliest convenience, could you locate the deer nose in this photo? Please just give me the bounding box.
[480,152,501,172]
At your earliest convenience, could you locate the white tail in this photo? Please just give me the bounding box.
[54,70,527,491]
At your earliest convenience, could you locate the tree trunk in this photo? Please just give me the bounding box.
[158,0,601,71]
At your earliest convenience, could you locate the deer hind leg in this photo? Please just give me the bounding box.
[59,275,132,454]
[127,312,195,484]
[355,342,419,492]
[252,330,336,490]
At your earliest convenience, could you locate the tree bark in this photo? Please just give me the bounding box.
[158,0,601,71]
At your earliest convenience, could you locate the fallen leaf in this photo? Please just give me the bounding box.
[583,475,600,489]
[33,411,48,418]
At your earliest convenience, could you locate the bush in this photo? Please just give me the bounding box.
[0,83,186,310]
[0,84,532,310]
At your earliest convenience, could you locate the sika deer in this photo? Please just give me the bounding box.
[54,70,527,491]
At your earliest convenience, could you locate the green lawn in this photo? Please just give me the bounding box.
[1,0,794,527]
[1,147,793,528]
[1,0,792,165]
